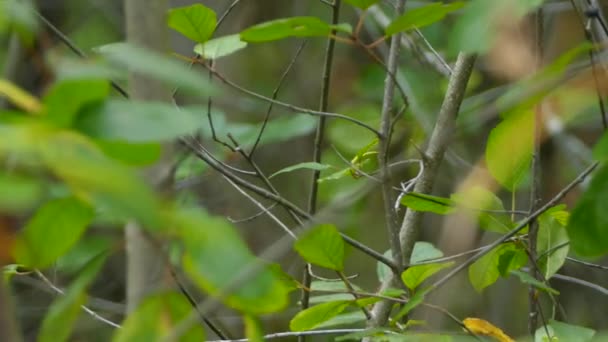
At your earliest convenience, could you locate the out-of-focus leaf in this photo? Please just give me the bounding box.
[593,131,608,161]
[537,206,569,279]
[241,17,351,43]
[40,131,162,228]
[269,162,332,179]
[485,109,533,191]
[13,197,94,269]
[113,292,205,342]
[194,34,247,60]
[75,100,203,142]
[168,4,216,43]
[509,270,559,295]
[1,0,39,43]
[400,193,454,215]
[226,115,317,148]
[0,79,42,113]
[0,173,43,213]
[289,300,351,331]
[244,314,264,342]
[38,253,107,342]
[95,140,162,166]
[468,243,526,292]
[55,236,112,275]
[567,165,608,257]
[94,43,215,97]
[463,317,514,342]
[385,2,465,36]
[43,79,110,127]
[534,320,595,342]
[343,0,379,10]
[451,186,512,233]
[294,224,344,271]
[401,262,453,290]
[176,208,289,314]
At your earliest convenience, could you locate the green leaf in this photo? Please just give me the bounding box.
[55,236,112,275]
[451,186,513,233]
[269,162,332,179]
[75,100,204,142]
[168,4,217,43]
[13,197,94,269]
[40,131,162,228]
[38,252,107,342]
[1,0,39,43]
[95,140,162,166]
[401,262,453,290]
[113,292,205,342]
[294,224,345,271]
[316,310,367,329]
[385,2,465,36]
[411,241,444,263]
[43,79,110,127]
[289,301,351,331]
[567,165,608,257]
[593,132,608,161]
[510,270,559,295]
[176,208,289,314]
[241,17,351,43]
[485,109,534,191]
[468,243,526,292]
[537,206,570,279]
[400,193,454,215]
[0,172,44,213]
[310,280,364,304]
[534,320,595,342]
[94,42,215,98]
[194,34,247,60]
[244,314,264,342]
[343,0,379,9]
[393,287,429,322]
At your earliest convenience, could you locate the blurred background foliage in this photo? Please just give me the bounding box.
[2,0,608,341]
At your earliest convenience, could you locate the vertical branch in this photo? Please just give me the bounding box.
[301,2,341,340]
[0,276,21,342]
[377,0,407,280]
[124,0,174,313]
[370,53,477,327]
[528,8,544,334]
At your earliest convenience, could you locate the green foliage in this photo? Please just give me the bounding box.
[43,79,110,128]
[567,165,608,257]
[194,34,248,60]
[269,162,332,179]
[592,131,608,161]
[535,320,596,342]
[168,4,216,43]
[0,172,43,213]
[400,192,454,215]
[385,2,464,36]
[38,253,108,342]
[537,206,570,279]
[75,100,204,142]
[176,208,289,314]
[113,292,205,341]
[0,0,38,43]
[289,300,351,331]
[240,17,351,43]
[244,314,264,342]
[342,0,379,10]
[509,270,559,295]
[468,243,527,292]
[402,262,453,290]
[294,224,345,271]
[309,280,364,304]
[94,140,162,166]
[377,242,444,283]
[13,197,94,269]
[392,287,429,322]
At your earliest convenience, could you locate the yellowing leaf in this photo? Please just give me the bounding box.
[463,317,514,342]
[0,79,42,113]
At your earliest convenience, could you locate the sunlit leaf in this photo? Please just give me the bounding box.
[385,2,465,36]
[95,140,162,166]
[567,165,608,257]
[509,270,559,295]
[400,193,454,215]
[537,206,569,279]
[241,17,351,43]
[13,197,94,269]
[38,253,108,342]
[113,292,205,342]
[176,208,289,314]
[294,224,344,271]
[244,314,264,342]
[194,34,247,60]
[485,109,533,191]
[75,100,203,142]
[269,162,332,179]
[168,4,216,43]
[43,79,110,127]
[0,78,42,113]
[290,301,352,331]
[463,317,514,342]
[401,262,453,290]
[468,243,526,292]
